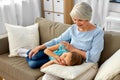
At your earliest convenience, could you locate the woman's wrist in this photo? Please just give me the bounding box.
[38,44,46,50]
[70,47,77,52]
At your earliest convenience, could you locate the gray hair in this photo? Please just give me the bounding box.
[70,2,92,21]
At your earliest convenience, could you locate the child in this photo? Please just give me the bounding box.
[43,42,83,66]
[17,42,83,68]
[40,51,83,69]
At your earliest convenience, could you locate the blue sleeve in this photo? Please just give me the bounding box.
[44,25,73,47]
[86,29,104,63]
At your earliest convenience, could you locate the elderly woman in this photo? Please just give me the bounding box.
[25,2,104,79]
[26,2,104,69]
[41,1,104,79]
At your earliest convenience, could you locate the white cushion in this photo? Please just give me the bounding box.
[43,74,63,80]
[95,49,120,80]
[5,23,39,57]
[41,62,98,80]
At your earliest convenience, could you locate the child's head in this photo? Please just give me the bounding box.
[60,52,82,66]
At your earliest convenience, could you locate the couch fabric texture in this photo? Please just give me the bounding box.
[0,17,120,80]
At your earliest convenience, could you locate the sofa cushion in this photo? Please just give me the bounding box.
[41,63,98,80]
[5,23,39,57]
[95,49,120,80]
[0,53,43,80]
[36,17,70,44]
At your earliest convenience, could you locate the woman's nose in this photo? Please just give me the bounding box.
[75,21,80,25]
[74,20,79,24]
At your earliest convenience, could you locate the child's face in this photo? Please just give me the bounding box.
[60,52,72,66]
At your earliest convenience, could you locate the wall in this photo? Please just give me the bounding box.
[106,2,120,31]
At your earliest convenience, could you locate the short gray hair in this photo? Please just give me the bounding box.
[70,2,92,21]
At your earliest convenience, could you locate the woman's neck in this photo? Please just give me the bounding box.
[78,23,96,32]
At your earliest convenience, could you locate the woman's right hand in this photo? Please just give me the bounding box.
[28,44,46,58]
[28,46,40,58]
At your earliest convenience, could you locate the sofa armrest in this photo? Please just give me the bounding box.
[0,34,9,55]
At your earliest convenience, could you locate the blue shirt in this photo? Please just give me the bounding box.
[45,24,104,63]
[49,44,68,60]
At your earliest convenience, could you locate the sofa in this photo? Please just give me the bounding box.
[0,17,120,80]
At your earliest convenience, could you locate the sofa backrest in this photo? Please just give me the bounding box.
[36,17,120,66]
[99,31,120,66]
[36,17,70,44]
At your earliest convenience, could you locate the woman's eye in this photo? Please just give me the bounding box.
[73,19,76,21]
[78,19,83,21]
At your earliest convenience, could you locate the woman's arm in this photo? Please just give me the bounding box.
[85,30,104,63]
[44,25,73,47]
[29,26,73,59]
[72,48,86,59]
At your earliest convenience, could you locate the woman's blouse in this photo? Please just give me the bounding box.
[45,24,104,63]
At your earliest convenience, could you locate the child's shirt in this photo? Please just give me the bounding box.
[49,44,68,60]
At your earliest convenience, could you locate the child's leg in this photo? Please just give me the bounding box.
[27,49,49,60]
[26,57,49,69]
[26,49,49,69]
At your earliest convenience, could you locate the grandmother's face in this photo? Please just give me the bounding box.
[73,17,88,28]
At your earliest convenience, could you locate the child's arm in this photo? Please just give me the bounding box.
[40,60,59,69]
[44,44,60,60]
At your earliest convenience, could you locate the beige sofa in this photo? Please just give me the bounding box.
[0,17,120,80]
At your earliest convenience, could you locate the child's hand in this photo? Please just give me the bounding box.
[53,60,59,64]
[55,55,61,63]
[58,58,67,66]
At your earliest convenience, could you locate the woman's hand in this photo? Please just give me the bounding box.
[28,46,40,58]
[61,41,75,52]
[29,45,46,58]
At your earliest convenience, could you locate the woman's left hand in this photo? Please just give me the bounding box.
[61,41,74,52]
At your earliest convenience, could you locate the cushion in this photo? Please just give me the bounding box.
[5,23,39,57]
[41,62,98,80]
[95,49,120,80]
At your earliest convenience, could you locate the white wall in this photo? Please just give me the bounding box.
[74,0,78,4]
[105,2,120,31]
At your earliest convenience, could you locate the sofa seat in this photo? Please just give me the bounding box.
[0,53,43,80]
